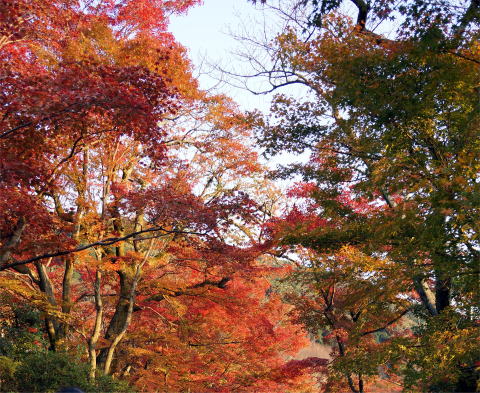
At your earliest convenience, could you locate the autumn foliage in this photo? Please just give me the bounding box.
[1,0,479,392]
[249,0,479,392]
[0,1,318,391]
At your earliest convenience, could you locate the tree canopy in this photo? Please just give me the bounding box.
[247,0,479,391]
[0,0,479,392]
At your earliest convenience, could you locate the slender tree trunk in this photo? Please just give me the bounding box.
[88,268,103,381]
[103,294,135,376]
[358,373,364,393]
[96,267,135,371]
[336,337,360,393]
[96,162,142,373]
[434,275,451,313]
[35,261,58,350]
[58,256,74,339]
[59,149,88,339]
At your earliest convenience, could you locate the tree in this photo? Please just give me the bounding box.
[246,0,480,391]
[270,190,422,392]
[0,1,317,390]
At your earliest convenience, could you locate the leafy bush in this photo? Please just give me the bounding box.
[0,351,133,393]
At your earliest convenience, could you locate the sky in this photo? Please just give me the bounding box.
[169,0,311,171]
[169,0,277,113]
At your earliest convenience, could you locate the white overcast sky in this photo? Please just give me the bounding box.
[169,0,311,171]
[169,0,278,113]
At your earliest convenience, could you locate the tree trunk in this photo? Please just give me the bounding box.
[35,261,58,350]
[88,269,103,381]
[434,275,451,313]
[58,256,74,339]
[96,269,135,371]
[0,217,26,268]
[97,238,153,375]
[413,276,438,316]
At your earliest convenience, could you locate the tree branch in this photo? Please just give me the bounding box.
[0,104,79,139]
[0,226,208,272]
[188,340,242,347]
[146,277,231,302]
[350,0,370,30]
[361,308,410,336]
[0,217,27,268]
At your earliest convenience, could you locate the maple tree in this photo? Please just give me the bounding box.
[2,0,478,390]
[277,246,409,392]
[245,0,480,391]
[0,1,318,391]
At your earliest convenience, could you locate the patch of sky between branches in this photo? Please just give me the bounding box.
[169,0,311,183]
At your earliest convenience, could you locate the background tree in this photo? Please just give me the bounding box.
[246,0,480,391]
